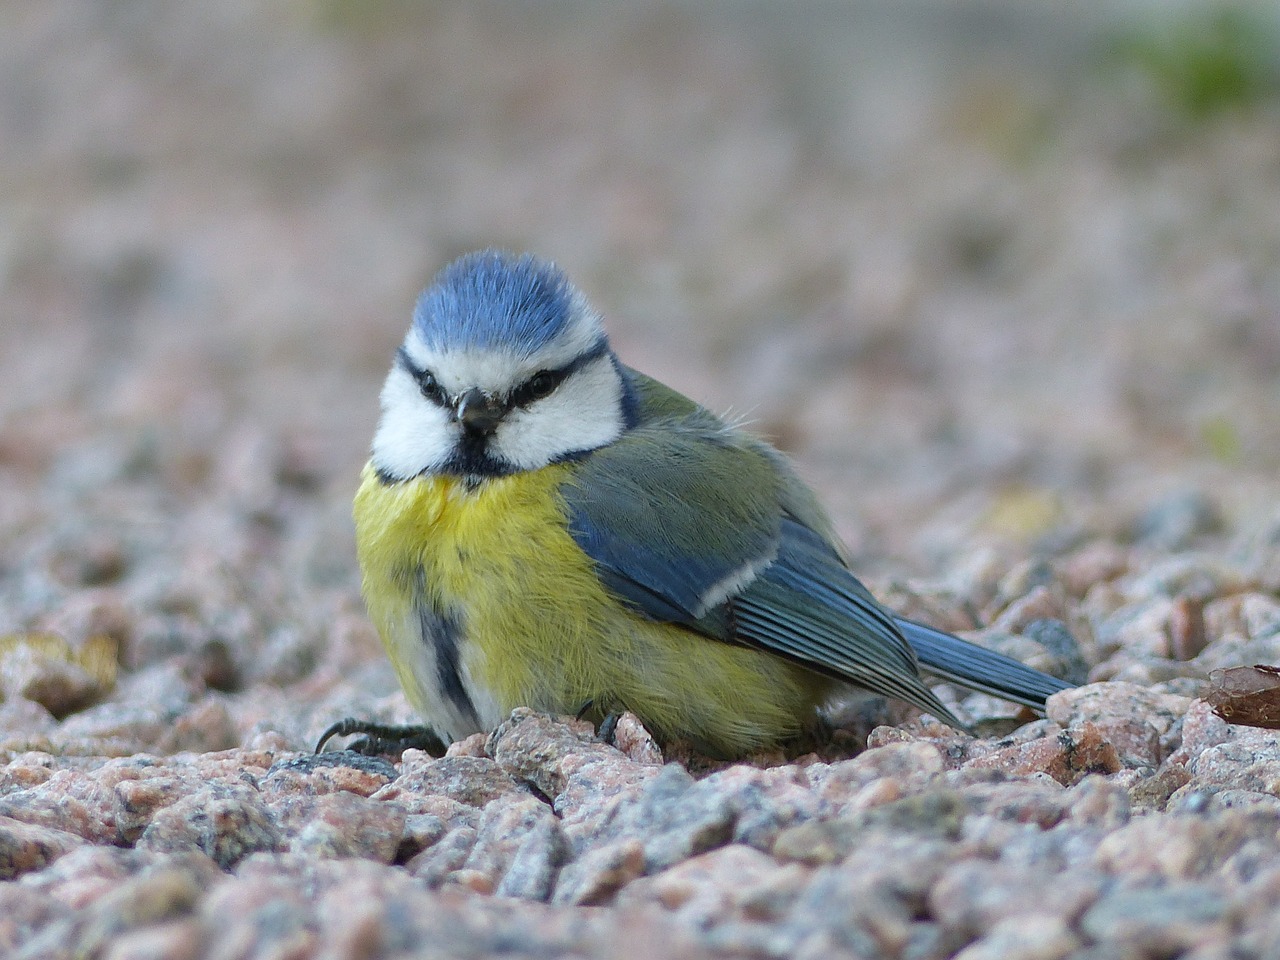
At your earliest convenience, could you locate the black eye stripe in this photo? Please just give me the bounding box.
[508,336,612,407]
[397,348,448,406]
[395,336,613,411]
[511,368,568,407]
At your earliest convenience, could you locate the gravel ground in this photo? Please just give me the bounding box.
[3,3,1280,958]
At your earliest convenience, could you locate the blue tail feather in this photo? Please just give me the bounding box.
[896,618,1073,711]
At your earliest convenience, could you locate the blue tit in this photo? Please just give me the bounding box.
[347,249,1071,758]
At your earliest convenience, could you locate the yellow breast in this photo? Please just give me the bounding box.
[352,461,828,755]
[354,463,597,729]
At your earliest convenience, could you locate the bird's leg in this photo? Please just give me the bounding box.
[575,698,623,747]
[596,712,622,747]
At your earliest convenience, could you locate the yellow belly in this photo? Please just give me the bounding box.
[352,461,827,755]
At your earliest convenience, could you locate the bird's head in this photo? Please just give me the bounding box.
[372,250,633,483]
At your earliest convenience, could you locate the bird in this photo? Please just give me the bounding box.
[337,249,1072,759]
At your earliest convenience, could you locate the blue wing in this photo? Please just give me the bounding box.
[561,371,966,727]
[562,369,1074,725]
[730,518,961,719]
[562,415,780,627]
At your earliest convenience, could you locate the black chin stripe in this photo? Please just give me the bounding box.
[441,431,518,479]
[373,450,517,485]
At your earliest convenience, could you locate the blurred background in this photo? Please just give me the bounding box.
[2,1,1280,713]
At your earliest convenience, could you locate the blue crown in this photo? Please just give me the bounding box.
[412,250,578,356]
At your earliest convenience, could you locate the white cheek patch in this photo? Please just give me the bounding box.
[370,365,457,478]
[491,355,626,471]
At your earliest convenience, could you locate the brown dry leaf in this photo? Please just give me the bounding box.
[1205,665,1280,729]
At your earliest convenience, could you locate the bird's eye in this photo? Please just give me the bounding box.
[417,370,448,406]
[514,370,562,406]
[528,371,559,399]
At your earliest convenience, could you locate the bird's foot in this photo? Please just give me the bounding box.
[314,718,447,758]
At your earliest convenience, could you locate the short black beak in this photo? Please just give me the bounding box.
[455,388,504,435]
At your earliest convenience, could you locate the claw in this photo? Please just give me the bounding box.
[315,718,447,757]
